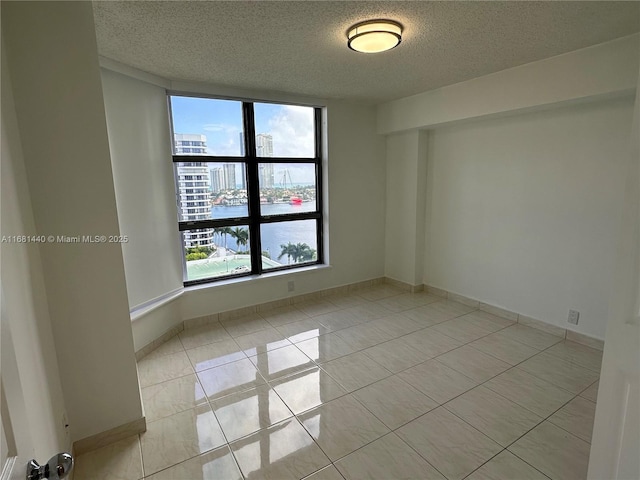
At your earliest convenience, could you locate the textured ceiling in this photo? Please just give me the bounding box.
[93,1,640,104]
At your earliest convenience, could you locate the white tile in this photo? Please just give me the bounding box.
[211,384,292,442]
[352,376,437,429]
[320,351,392,392]
[197,358,266,401]
[185,339,246,372]
[249,344,316,381]
[548,395,596,443]
[430,317,495,343]
[140,405,226,476]
[295,333,356,363]
[518,352,599,394]
[234,327,291,355]
[74,436,142,480]
[397,407,501,480]
[145,446,242,480]
[436,345,510,382]
[484,368,575,417]
[271,367,348,414]
[221,314,271,337]
[230,418,330,479]
[398,359,478,404]
[469,333,539,365]
[580,380,599,402]
[141,374,208,422]
[137,350,194,388]
[544,340,603,373]
[298,395,390,461]
[335,433,446,480]
[444,386,542,446]
[495,324,562,350]
[398,327,464,357]
[466,450,548,480]
[179,323,232,350]
[362,338,432,373]
[509,421,590,480]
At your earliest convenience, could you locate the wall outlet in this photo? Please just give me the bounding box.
[287,280,295,292]
[568,309,580,325]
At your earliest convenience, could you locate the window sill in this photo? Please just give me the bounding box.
[184,263,332,293]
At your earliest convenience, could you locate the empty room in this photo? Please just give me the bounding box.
[1,1,638,480]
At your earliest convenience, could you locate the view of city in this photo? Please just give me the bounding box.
[170,97,319,281]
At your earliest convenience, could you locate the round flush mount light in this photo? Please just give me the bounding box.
[347,19,403,53]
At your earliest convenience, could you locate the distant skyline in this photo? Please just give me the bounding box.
[170,96,315,184]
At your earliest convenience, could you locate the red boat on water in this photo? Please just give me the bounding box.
[289,196,303,205]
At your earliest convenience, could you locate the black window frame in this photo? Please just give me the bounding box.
[168,93,324,286]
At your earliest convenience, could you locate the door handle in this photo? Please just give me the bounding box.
[26,453,73,480]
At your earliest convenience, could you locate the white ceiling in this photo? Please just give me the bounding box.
[93,1,640,104]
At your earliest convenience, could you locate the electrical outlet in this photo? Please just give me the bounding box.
[287,280,295,292]
[568,309,580,325]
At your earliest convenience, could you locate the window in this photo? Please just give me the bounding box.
[169,95,323,285]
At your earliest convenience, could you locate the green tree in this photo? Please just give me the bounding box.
[296,243,316,262]
[278,242,296,264]
[218,226,232,251]
[230,227,249,250]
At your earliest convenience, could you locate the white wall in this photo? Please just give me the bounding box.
[385,131,427,286]
[101,69,183,310]
[1,40,69,458]
[424,98,634,339]
[2,2,143,441]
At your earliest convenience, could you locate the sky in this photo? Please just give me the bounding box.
[170,96,316,185]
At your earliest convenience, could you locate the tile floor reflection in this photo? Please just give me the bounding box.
[75,285,601,479]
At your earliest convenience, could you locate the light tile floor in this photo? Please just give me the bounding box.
[75,285,601,480]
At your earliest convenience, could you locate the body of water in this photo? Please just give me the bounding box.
[211,203,317,263]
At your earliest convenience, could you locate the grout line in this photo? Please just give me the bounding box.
[136,290,598,479]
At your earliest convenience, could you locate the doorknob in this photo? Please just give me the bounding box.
[26,453,73,480]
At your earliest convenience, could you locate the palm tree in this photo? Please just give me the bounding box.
[230,227,249,250]
[278,242,296,264]
[296,243,316,262]
[220,226,233,251]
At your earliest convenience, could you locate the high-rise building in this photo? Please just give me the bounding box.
[256,133,274,188]
[223,163,237,190]
[174,134,214,249]
[256,133,273,157]
[258,163,274,188]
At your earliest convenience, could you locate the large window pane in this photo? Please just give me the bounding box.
[176,162,247,221]
[183,226,251,281]
[170,96,244,156]
[253,103,315,158]
[259,163,317,215]
[261,220,317,270]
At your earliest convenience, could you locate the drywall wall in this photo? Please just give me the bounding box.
[378,34,639,134]
[385,130,428,286]
[424,97,634,339]
[101,69,183,309]
[2,2,143,441]
[1,39,69,458]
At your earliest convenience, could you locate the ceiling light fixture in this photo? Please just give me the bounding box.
[347,19,402,53]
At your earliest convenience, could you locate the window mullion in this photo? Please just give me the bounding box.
[243,102,263,275]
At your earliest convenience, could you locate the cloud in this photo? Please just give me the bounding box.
[266,105,315,158]
[203,123,240,134]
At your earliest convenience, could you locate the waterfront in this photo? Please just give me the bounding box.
[210,203,317,262]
